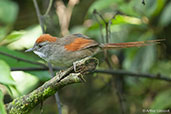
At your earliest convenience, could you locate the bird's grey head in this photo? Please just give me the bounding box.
[25,34,57,59]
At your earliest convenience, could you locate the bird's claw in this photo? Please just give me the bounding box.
[73,61,78,72]
[78,74,86,83]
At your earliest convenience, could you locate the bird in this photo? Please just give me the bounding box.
[25,33,163,68]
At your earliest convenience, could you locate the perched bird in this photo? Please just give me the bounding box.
[25,33,163,67]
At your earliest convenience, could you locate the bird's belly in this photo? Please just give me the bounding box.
[46,46,100,67]
[48,55,75,67]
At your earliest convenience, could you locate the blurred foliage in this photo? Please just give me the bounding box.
[10,71,39,97]
[0,90,6,114]
[0,0,18,40]
[150,89,171,113]
[0,0,171,114]
[0,60,15,85]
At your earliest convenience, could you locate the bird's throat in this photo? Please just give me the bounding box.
[33,51,46,59]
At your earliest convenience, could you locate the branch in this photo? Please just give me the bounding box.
[142,0,145,5]
[33,0,63,113]
[11,67,60,71]
[96,69,171,82]
[48,62,62,114]
[55,0,79,35]
[10,67,171,82]
[93,9,105,43]
[94,10,126,114]
[44,0,53,16]
[6,57,98,114]
[33,0,45,33]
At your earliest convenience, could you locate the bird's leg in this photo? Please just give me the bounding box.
[73,61,86,82]
[73,56,92,73]
[78,74,86,83]
[57,57,97,83]
[73,61,78,73]
[73,57,92,82]
[56,66,74,82]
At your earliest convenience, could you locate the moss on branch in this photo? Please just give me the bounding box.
[6,57,98,114]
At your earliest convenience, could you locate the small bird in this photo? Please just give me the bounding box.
[25,34,163,67]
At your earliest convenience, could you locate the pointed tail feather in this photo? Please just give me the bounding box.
[100,39,165,49]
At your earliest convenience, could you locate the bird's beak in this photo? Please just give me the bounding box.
[25,48,34,52]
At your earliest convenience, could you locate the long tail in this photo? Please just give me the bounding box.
[100,39,165,49]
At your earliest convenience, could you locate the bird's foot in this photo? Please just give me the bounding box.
[73,57,91,73]
[78,74,86,83]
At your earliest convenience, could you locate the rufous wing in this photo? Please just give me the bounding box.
[64,37,99,51]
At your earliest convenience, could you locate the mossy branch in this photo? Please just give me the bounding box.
[5,57,98,114]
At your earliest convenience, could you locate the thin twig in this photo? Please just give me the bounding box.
[33,0,62,113]
[108,13,126,114]
[105,61,126,114]
[105,24,109,43]
[10,67,171,82]
[93,9,105,43]
[0,51,47,67]
[142,0,145,5]
[108,12,119,42]
[93,10,107,24]
[93,10,109,43]
[33,0,45,33]
[48,63,62,114]
[11,66,171,82]
[108,20,112,41]
[95,69,171,81]
[44,0,53,16]
[94,10,126,114]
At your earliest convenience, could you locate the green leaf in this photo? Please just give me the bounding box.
[150,89,171,113]
[10,71,39,97]
[0,0,18,24]
[88,0,121,13]
[88,15,142,32]
[148,0,166,18]
[112,15,142,25]
[118,0,141,17]
[128,46,155,72]
[0,46,41,68]
[0,90,6,114]
[123,32,156,72]
[7,26,42,50]
[28,71,51,81]
[0,26,9,41]
[0,60,15,85]
[1,31,26,45]
[0,46,51,81]
[159,2,171,27]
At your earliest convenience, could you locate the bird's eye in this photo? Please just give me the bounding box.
[38,44,43,48]
[38,42,47,48]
